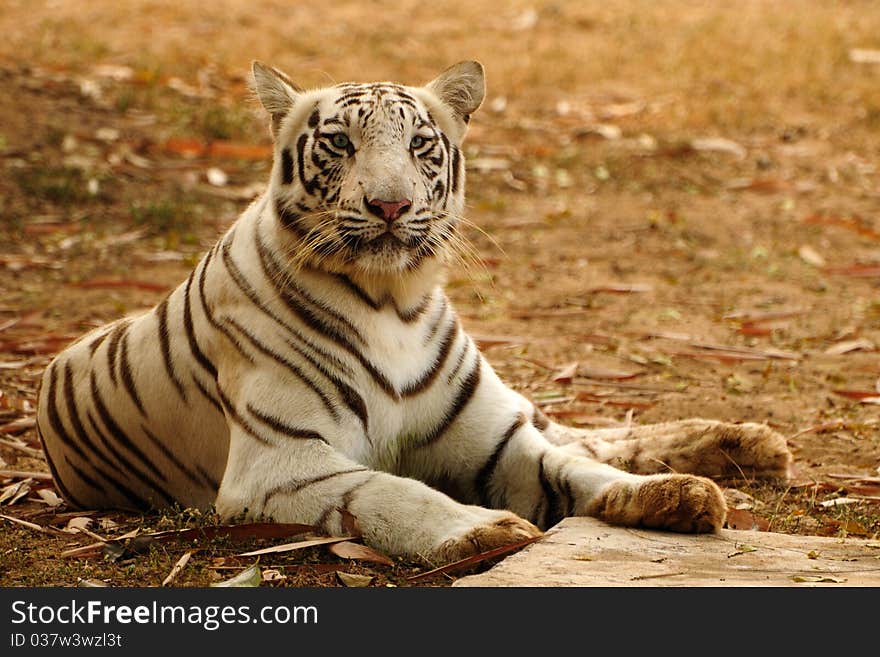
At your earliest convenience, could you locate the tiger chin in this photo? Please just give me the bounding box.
[36,60,793,565]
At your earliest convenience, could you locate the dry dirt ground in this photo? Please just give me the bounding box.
[1,0,879,587]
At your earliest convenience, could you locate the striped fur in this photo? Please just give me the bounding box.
[36,61,792,562]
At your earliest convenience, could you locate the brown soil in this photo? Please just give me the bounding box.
[1,1,878,587]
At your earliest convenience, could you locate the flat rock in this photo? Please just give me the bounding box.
[453,517,880,587]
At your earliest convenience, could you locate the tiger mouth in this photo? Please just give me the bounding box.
[365,233,407,251]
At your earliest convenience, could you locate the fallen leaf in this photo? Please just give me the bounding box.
[587,283,652,294]
[238,536,352,557]
[824,338,875,355]
[64,516,93,533]
[68,278,169,292]
[329,541,394,566]
[35,488,63,507]
[819,497,862,508]
[798,245,826,267]
[339,508,362,538]
[726,177,790,193]
[725,508,770,531]
[727,544,759,558]
[577,365,643,380]
[791,575,846,583]
[206,167,228,187]
[849,48,880,64]
[336,571,374,587]
[823,264,880,278]
[690,137,746,159]
[0,479,31,505]
[833,389,880,404]
[78,578,111,587]
[551,362,579,383]
[211,564,262,588]
[802,214,880,240]
[262,569,287,583]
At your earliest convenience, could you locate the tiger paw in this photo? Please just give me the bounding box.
[591,474,726,533]
[433,511,543,564]
[704,422,792,481]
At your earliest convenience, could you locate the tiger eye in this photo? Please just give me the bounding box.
[410,135,426,150]
[331,133,350,150]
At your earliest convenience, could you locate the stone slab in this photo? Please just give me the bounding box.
[453,517,880,587]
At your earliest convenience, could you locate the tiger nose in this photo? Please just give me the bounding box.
[365,197,412,223]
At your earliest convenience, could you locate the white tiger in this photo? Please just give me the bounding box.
[36,61,793,563]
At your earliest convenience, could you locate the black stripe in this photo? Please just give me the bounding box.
[216,387,272,446]
[155,296,188,404]
[256,231,366,346]
[105,321,129,386]
[192,375,223,414]
[308,108,320,128]
[538,453,565,530]
[196,465,220,490]
[451,145,462,194]
[87,330,110,356]
[263,467,369,509]
[34,412,89,508]
[59,363,157,510]
[275,198,304,233]
[119,332,147,417]
[45,363,89,464]
[140,424,208,493]
[531,406,550,431]
[182,270,217,378]
[280,148,294,185]
[422,297,448,345]
[447,339,471,384]
[89,371,172,494]
[474,413,527,507]
[400,317,458,397]
[246,404,328,443]
[333,273,431,323]
[416,352,482,447]
[220,234,367,432]
[196,248,255,365]
[220,239,353,379]
[226,317,339,421]
[83,411,159,511]
[61,457,104,505]
[256,232,397,397]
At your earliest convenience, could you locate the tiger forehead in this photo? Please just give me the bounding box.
[313,82,431,133]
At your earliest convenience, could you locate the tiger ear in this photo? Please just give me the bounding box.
[426,60,485,124]
[252,61,302,137]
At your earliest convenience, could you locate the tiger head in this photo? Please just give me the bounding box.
[253,60,485,277]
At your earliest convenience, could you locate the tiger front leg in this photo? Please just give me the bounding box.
[414,414,727,533]
[215,429,542,564]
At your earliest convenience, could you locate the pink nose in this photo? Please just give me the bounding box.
[365,197,412,223]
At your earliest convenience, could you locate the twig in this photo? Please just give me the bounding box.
[630,570,687,580]
[0,470,53,481]
[162,551,193,586]
[0,513,50,534]
[407,535,542,582]
[0,438,45,459]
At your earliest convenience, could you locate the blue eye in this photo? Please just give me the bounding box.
[410,135,426,149]
[331,133,350,150]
